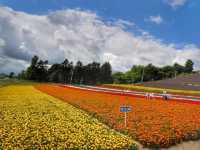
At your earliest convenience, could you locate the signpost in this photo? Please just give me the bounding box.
[120,106,132,127]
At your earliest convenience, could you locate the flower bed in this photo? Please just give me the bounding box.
[36,84,200,148]
[102,84,200,97]
[0,85,137,149]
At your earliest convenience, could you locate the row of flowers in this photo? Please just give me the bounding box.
[36,84,200,148]
[102,84,200,97]
[0,85,137,149]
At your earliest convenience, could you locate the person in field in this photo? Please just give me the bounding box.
[146,93,154,100]
[149,93,154,100]
[146,93,150,100]
[162,90,169,100]
[146,92,154,100]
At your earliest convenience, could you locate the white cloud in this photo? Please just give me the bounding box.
[0,6,200,74]
[165,0,187,8]
[0,56,28,73]
[114,19,135,29]
[146,15,163,24]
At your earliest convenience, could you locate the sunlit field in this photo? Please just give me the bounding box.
[0,85,137,149]
[102,84,200,96]
[1,0,200,149]
[36,84,200,148]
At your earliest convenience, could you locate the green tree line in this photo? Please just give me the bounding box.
[18,55,194,85]
[18,56,113,85]
[113,59,194,84]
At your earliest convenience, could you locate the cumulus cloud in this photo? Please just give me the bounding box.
[164,0,187,8]
[146,15,163,25]
[0,6,200,74]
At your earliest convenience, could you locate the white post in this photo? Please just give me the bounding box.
[174,71,177,79]
[125,111,127,127]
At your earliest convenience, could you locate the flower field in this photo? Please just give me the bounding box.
[36,84,200,148]
[102,84,200,97]
[0,85,137,149]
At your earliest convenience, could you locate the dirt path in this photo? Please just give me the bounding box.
[141,140,200,150]
[63,84,200,103]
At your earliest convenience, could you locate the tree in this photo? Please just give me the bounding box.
[21,55,196,85]
[26,55,39,80]
[26,55,48,82]
[174,63,185,75]
[82,62,100,85]
[185,59,194,73]
[123,65,145,83]
[73,61,84,84]
[18,70,26,79]
[100,62,113,84]
[161,65,175,78]
[61,59,73,84]
[143,64,161,81]
[36,60,48,81]
[48,64,62,83]
[112,72,127,84]
[9,72,15,78]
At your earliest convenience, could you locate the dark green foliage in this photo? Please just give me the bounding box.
[99,62,113,84]
[82,62,101,85]
[9,72,15,78]
[174,63,185,74]
[112,72,127,84]
[18,56,113,85]
[61,59,73,84]
[18,70,27,79]
[23,55,48,82]
[73,61,84,84]
[48,64,62,83]
[143,64,161,81]
[127,65,144,83]
[18,55,194,85]
[185,59,194,73]
[161,65,175,79]
[112,60,194,84]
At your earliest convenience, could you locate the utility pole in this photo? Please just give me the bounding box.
[124,111,127,127]
[141,67,145,83]
[70,68,74,84]
[174,71,177,79]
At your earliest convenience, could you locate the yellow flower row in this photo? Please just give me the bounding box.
[104,84,200,96]
[0,85,138,149]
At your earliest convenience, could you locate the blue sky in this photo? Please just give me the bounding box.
[0,0,200,73]
[0,0,199,47]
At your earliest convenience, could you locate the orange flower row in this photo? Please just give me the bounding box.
[35,84,200,148]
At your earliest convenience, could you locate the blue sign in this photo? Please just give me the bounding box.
[120,106,132,113]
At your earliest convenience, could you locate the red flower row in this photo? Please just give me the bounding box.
[36,84,200,148]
